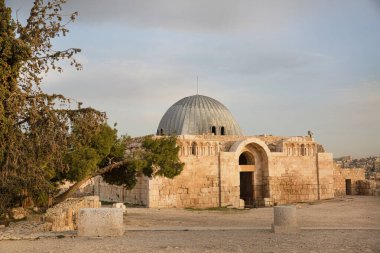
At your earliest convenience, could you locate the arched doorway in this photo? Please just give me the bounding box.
[230,138,270,208]
[239,151,255,207]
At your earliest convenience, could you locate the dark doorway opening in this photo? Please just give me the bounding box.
[239,152,255,165]
[345,179,352,195]
[221,126,225,135]
[191,143,197,156]
[240,172,254,207]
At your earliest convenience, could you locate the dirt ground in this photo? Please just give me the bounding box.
[1,196,379,253]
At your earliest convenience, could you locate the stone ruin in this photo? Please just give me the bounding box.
[44,196,101,231]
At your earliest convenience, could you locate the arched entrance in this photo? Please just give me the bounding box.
[230,138,271,207]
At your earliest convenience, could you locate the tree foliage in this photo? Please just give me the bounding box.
[0,0,93,214]
[102,135,184,189]
[0,0,184,214]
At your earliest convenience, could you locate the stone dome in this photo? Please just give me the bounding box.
[157,94,243,136]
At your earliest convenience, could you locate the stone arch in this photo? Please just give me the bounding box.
[239,151,255,165]
[230,138,271,205]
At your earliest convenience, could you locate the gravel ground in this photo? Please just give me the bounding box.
[0,196,379,253]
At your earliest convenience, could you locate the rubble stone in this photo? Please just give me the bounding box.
[10,208,28,220]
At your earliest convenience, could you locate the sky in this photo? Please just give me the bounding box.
[5,0,380,158]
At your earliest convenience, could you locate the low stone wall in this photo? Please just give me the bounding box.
[44,196,100,231]
[333,165,365,196]
[356,180,379,196]
[77,176,149,206]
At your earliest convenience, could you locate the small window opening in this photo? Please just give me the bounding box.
[211,126,216,135]
[160,129,164,136]
[192,143,197,156]
[221,126,225,135]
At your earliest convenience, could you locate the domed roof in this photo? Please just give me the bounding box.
[157,95,243,136]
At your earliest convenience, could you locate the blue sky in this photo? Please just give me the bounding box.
[6,0,380,157]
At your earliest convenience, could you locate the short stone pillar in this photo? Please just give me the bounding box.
[112,203,127,213]
[238,199,245,209]
[78,208,124,237]
[271,205,299,234]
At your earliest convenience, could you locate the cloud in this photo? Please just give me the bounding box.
[6,0,380,157]
[62,0,313,35]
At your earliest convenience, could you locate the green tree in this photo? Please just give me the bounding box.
[0,0,184,213]
[0,0,95,212]
[102,135,184,188]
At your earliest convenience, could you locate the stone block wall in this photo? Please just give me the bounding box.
[148,154,225,208]
[333,165,365,196]
[356,180,377,195]
[220,152,241,207]
[147,150,248,208]
[268,153,334,205]
[317,153,335,200]
[70,135,339,209]
[79,176,149,206]
[44,196,100,231]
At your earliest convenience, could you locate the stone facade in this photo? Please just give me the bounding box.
[333,165,366,196]
[141,134,336,208]
[83,94,371,208]
[84,133,371,208]
[83,134,336,208]
[77,92,372,208]
[78,176,149,205]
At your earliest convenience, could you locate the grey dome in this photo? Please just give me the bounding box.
[157,95,243,136]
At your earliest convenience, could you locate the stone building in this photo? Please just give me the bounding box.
[81,94,371,207]
[121,94,337,208]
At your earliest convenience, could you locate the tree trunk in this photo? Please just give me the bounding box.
[53,176,92,205]
[53,160,128,205]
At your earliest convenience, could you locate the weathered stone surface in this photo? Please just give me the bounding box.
[78,208,123,237]
[112,203,127,213]
[10,208,28,220]
[77,133,363,209]
[44,196,101,231]
[272,205,299,234]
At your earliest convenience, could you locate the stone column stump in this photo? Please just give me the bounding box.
[271,205,299,234]
[78,208,124,237]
